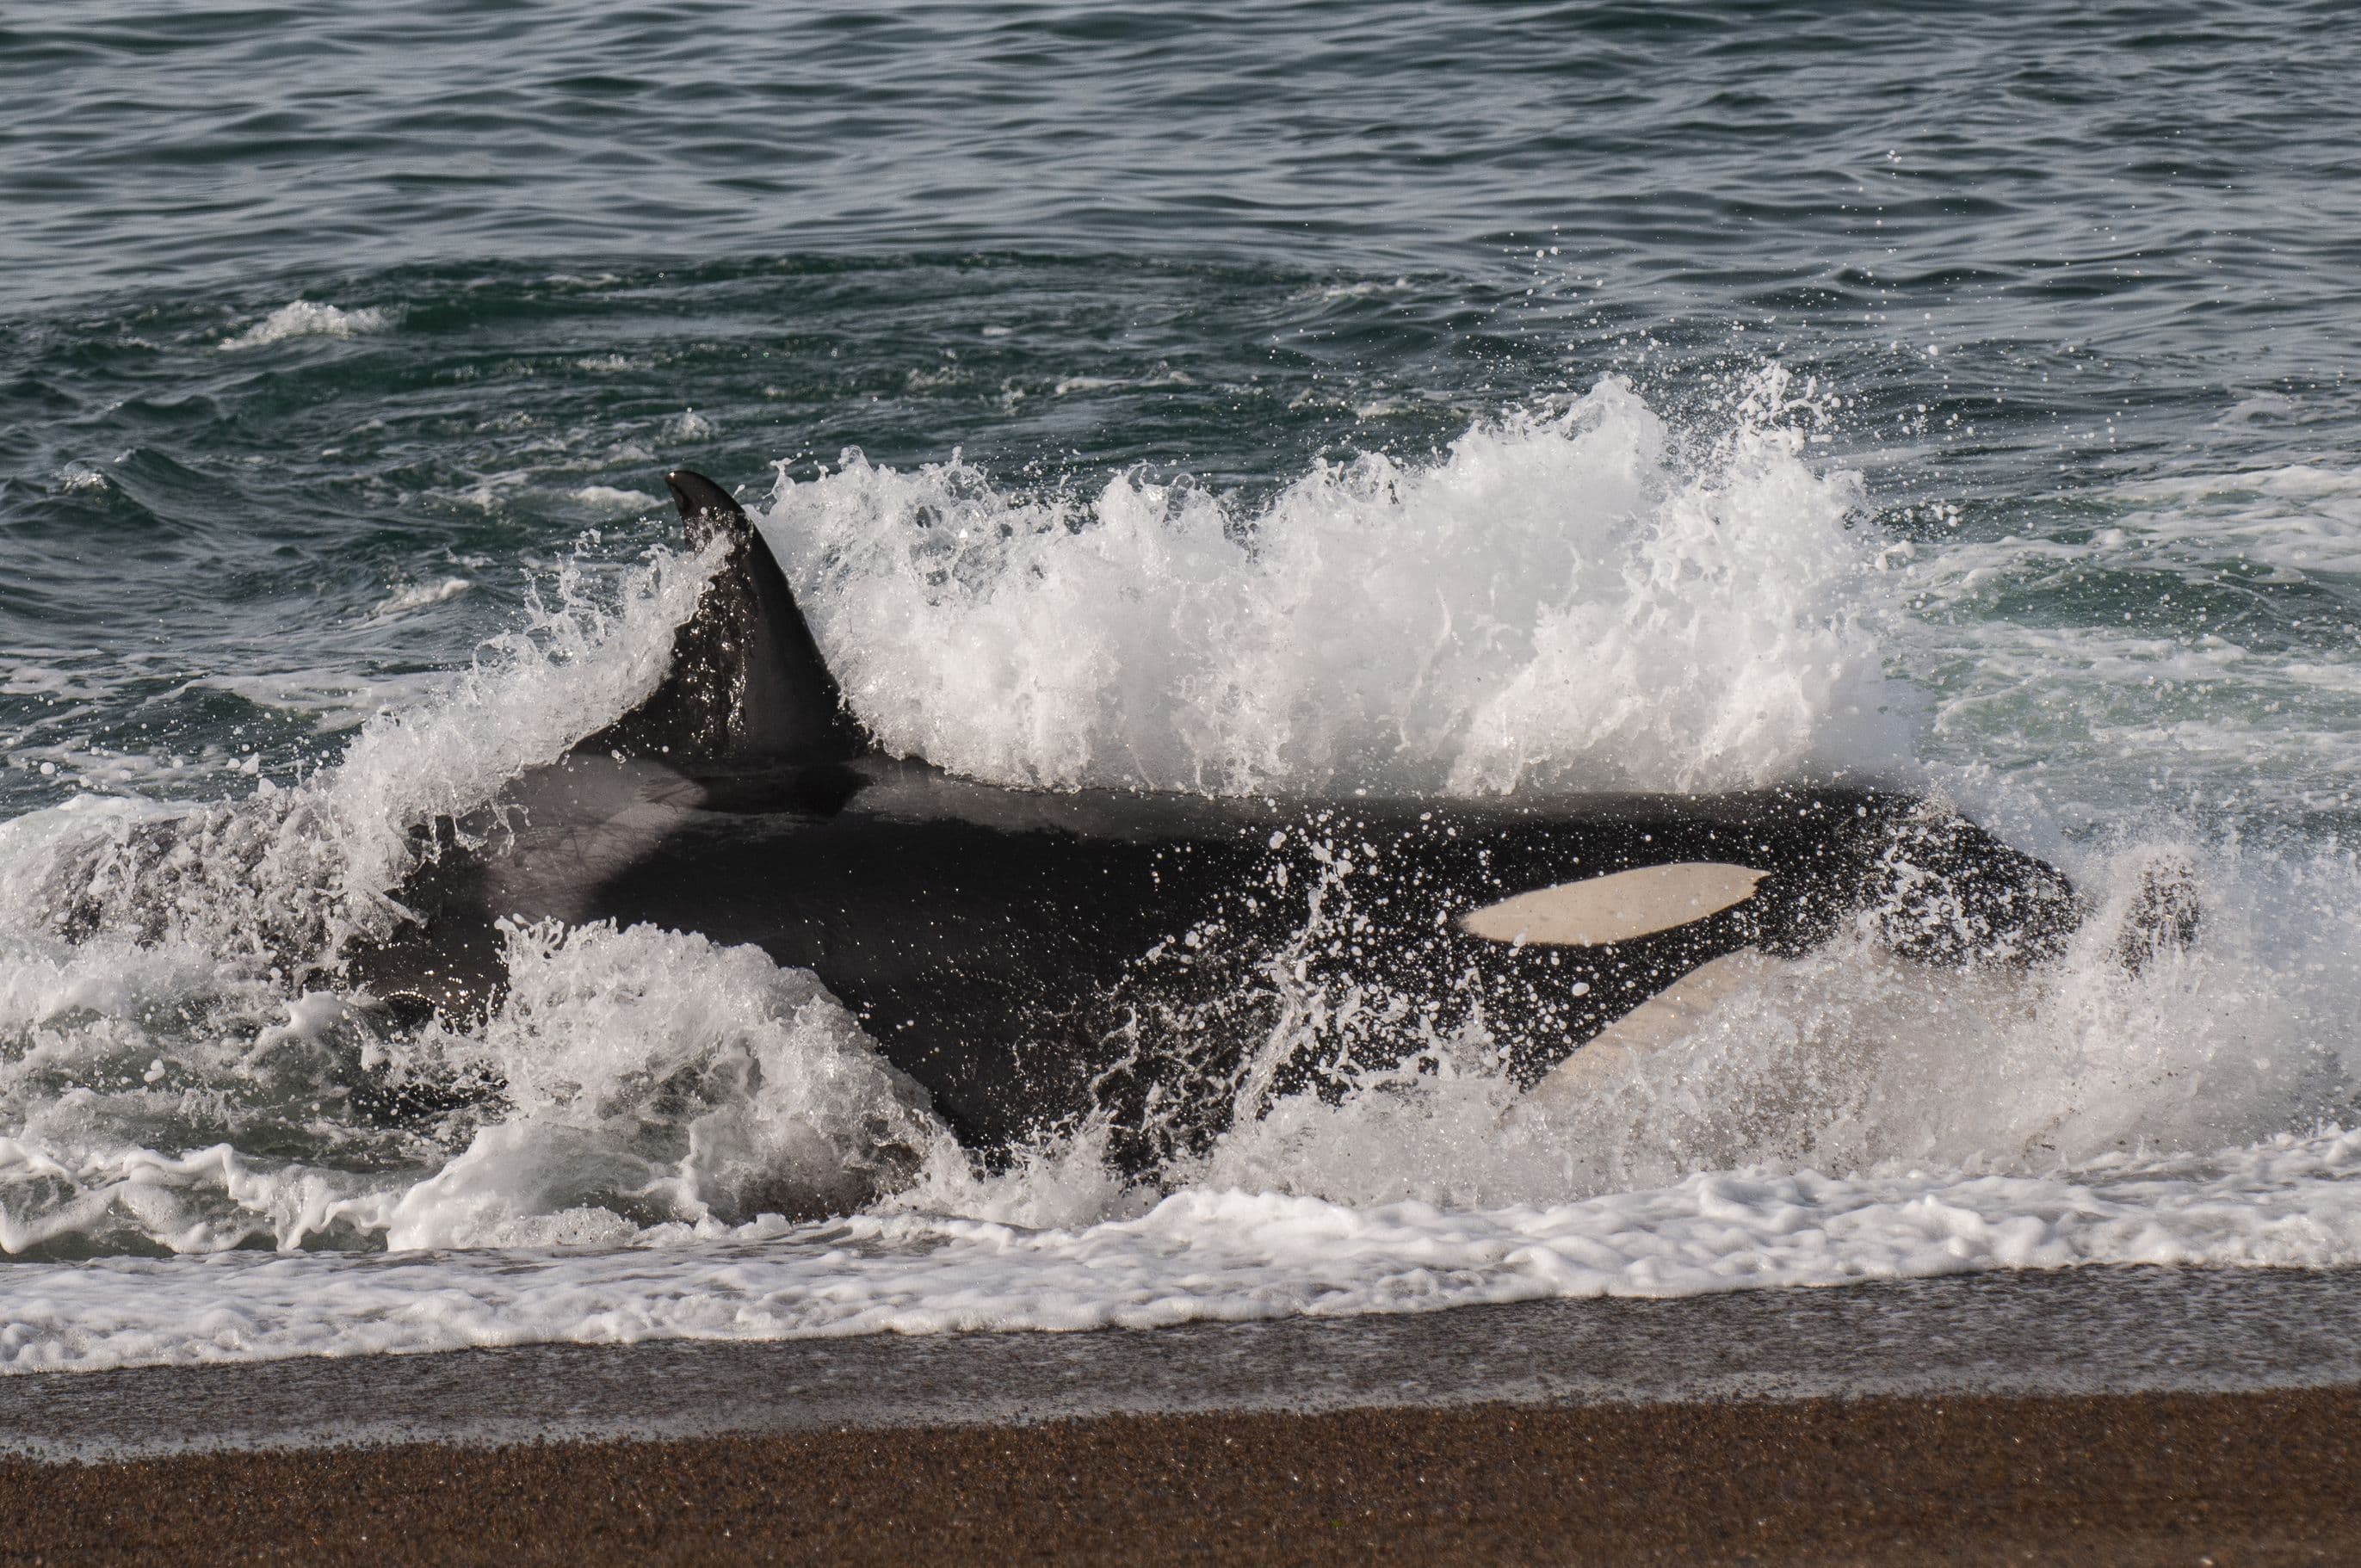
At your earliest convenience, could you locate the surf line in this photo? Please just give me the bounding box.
[342,471,2191,1172]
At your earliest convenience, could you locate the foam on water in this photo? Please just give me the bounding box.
[10,1129,2361,1374]
[1903,463,2361,822]
[5,380,2361,1373]
[763,376,1914,796]
[2105,466,2361,577]
[217,300,390,350]
[365,578,473,623]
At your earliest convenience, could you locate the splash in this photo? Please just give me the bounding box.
[380,921,942,1250]
[217,300,389,349]
[0,538,719,972]
[1,381,2358,1379]
[1183,843,2357,1212]
[762,374,1914,795]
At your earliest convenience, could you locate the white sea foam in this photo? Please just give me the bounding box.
[217,300,389,350]
[5,387,2361,1374]
[7,1128,2361,1373]
[2107,464,2361,577]
[571,485,661,513]
[186,669,450,738]
[762,374,1913,795]
[365,577,471,621]
[1897,463,2361,818]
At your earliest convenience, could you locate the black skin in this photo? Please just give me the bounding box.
[342,468,2097,1173]
[350,755,2082,1173]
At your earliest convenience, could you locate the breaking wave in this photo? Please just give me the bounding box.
[216,299,389,349]
[763,373,1917,795]
[4,377,2361,1372]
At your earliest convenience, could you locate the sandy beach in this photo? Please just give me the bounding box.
[6,1387,2356,1565]
[6,1270,2358,1563]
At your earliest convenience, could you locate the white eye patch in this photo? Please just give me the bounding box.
[1459,861,1766,948]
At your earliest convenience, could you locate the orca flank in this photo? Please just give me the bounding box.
[343,471,2175,1173]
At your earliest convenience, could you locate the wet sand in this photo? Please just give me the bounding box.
[6,1387,2357,1565]
[11,1266,2361,1460]
[8,1271,2358,1563]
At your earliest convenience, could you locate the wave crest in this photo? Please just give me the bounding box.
[764,373,1911,795]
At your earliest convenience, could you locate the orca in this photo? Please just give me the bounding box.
[345,471,2148,1172]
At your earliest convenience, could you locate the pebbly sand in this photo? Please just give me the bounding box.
[4,1388,2357,1565]
[6,1269,2359,1564]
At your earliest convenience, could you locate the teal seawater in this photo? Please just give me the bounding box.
[1,3,2360,1283]
[6,3,2359,829]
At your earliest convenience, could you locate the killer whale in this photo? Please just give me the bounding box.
[348,471,2131,1170]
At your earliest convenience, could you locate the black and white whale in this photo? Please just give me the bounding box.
[347,471,2183,1171]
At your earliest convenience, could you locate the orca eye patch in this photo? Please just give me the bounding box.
[1460,862,1766,948]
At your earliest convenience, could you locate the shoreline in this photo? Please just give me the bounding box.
[8,1264,2361,1460]
[9,1388,2358,1565]
[11,1267,2359,1562]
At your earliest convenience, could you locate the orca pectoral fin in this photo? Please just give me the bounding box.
[1459,862,1767,948]
[2114,853,2202,973]
[1511,948,1782,1118]
[580,470,875,766]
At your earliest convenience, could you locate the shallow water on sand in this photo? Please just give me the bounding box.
[5,2,2361,1373]
[7,1267,2357,1459]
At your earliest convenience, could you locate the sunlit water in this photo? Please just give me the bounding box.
[4,1,2361,1372]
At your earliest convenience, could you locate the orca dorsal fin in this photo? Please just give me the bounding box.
[580,470,871,764]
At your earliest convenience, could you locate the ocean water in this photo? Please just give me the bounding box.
[5,1,2361,1372]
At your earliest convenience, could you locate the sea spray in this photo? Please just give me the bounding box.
[0,536,721,972]
[381,920,941,1250]
[761,374,1915,796]
[0,386,2358,1375]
